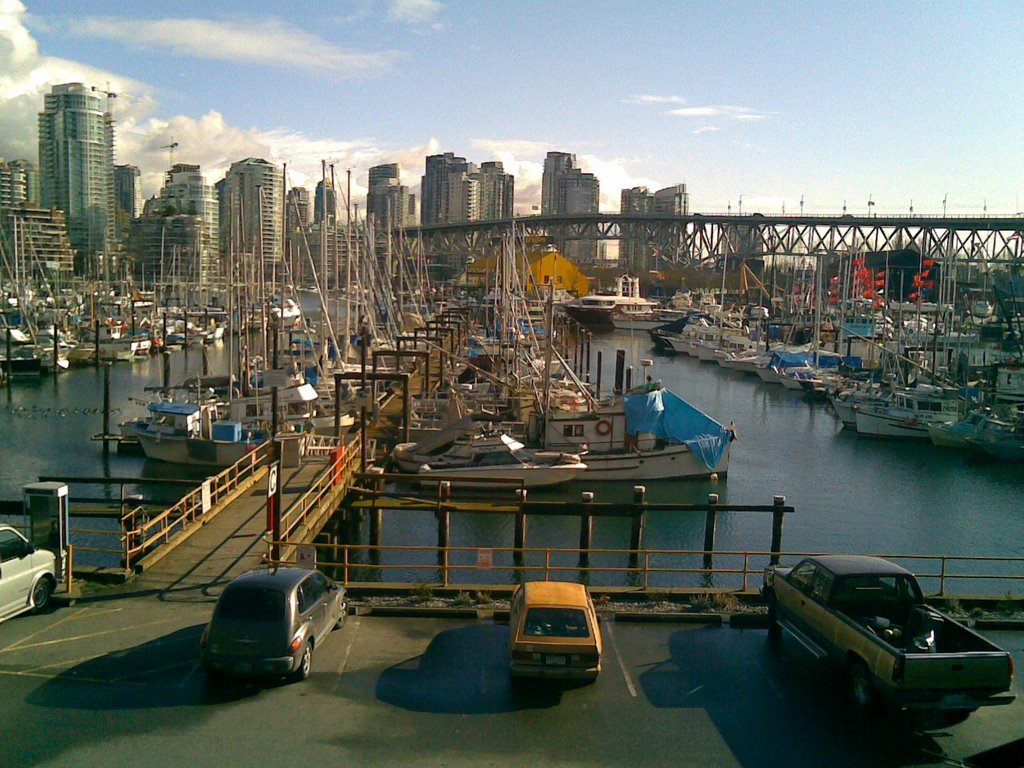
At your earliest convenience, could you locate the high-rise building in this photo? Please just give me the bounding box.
[476,161,514,220]
[367,163,416,233]
[620,187,653,270]
[8,160,39,205]
[286,187,310,231]
[114,164,142,220]
[0,205,76,277]
[38,83,116,272]
[541,152,576,215]
[421,152,474,224]
[217,157,283,273]
[0,160,28,207]
[313,179,337,226]
[653,184,689,215]
[146,163,220,282]
[555,166,599,263]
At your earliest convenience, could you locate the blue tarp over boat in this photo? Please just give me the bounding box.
[622,388,733,470]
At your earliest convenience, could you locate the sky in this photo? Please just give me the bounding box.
[2,0,1022,217]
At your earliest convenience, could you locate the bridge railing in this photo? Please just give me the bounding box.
[262,542,1024,598]
[123,442,271,570]
[276,439,362,546]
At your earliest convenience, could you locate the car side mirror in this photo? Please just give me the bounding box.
[24,541,35,556]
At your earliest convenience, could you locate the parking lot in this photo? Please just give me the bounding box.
[1,595,1022,768]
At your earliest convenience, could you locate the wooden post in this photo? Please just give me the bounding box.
[614,349,625,395]
[578,491,594,558]
[334,372,343,438]
[770,495,786,565]
[703,493,719,571]
[368,467,384,547]
[630,485,646,553]
[514,488,527,552]
[94,317,101,366]
[102,363,111,453]
[4,326,11,387]
[436,481,451,550]
[162,351,171,398]
[625,366,633,392]
[596,350,603,398]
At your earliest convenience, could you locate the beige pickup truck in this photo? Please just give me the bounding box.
[762,554,1015,718]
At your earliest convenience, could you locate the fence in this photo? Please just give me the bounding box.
[263,541,1024,598]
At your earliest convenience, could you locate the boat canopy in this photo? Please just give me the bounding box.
[148,401,201,416]
[623,389,733,470]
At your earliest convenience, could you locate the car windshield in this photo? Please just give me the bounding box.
[216,586,286,621]
[523,607,590,638]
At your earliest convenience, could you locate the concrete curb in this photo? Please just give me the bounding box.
[975,618,1024,630]
[611,612,724,625]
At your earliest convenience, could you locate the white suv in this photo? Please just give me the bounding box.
[0,525,57,624]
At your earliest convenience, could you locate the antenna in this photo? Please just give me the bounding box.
[161,137,180,169]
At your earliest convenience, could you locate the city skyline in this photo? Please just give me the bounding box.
[1,1,1022,217]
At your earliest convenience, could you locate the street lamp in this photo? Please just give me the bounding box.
[943,193,948,217]
[738,194,743,215]
[867,195,875,217]
[800,195,804,216]
[909,199,914,216]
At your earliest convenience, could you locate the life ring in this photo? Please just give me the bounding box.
[595,419,612,436]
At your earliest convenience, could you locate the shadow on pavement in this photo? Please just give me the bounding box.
[26,623,259,709]
[375,623,574,713]
[637,626,950,768]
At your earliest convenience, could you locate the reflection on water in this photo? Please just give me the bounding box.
[2,332,1021,583]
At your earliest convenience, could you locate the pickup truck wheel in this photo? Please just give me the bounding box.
[849,662,876,711]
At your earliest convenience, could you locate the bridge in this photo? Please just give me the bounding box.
[397,212,1024,272]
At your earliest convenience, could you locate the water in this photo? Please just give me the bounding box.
[1,333,1021,583]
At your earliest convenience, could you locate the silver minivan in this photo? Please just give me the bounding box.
[200,567,347,682]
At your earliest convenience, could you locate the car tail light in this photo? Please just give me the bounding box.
[892,657,905,683]
[289,635,303,653]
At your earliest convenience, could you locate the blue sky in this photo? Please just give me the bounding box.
[3,0,1022,216]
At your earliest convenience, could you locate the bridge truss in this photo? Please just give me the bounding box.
[397,213,1024,273]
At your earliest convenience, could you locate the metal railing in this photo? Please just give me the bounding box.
[276,440,362,548]
[123,443,270,570]
[263,542,1024,598]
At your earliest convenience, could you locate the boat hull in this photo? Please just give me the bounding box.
[576,442,730,481]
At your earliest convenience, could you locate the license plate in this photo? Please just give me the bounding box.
[235,661,252,673]
[545,655,567,666]
[941,694,968,707]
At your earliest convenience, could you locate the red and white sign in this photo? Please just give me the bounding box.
[476,548,493,569]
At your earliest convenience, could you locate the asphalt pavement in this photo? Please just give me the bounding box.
[1,594,1022,768]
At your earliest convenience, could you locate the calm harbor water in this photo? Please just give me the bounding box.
[1,332,1020,584]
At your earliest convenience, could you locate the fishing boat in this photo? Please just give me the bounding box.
[535,382,735,481]
[122,400,268,466]
[853,384,966,439]
[964,412,1024,461]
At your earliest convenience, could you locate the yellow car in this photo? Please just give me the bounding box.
[508,581,602,680]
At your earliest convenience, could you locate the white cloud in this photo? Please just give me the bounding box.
[623,94,686,106]
[387,0,445,30]
[668,104,769,121]
[0,4,669,217]
[691,126,719,135]
[73,16,400,77]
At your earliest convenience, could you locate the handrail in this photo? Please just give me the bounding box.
[277,440,362,541]
[262,542,1024,597]
[122,442,271,569]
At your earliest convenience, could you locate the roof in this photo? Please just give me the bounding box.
[224,567,313,591]
[520,580,590,606]
[807,555,913,577]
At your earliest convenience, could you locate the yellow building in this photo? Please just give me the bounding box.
[468,242,589,298]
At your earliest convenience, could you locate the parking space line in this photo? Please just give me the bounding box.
[0,667,182,688]
[2,606,127,654]
[23,650,109,674]
[177,661,201,689]
[604,621,638,698]
[7,617,177,651]
[109,659,195,683]
[338,617,360,677]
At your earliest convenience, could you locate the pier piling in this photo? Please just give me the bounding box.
[102,363,111,454]
[770,495,786,565]
[578,491,594,556]
[703,493,719,571]
[514,488,528,553]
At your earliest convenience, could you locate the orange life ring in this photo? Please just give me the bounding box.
[595,419,612,436]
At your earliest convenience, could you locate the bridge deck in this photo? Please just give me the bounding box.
[129,456,330,600]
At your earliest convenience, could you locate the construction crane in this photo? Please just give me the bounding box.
[91,84,118,117]
[161,138,179,169]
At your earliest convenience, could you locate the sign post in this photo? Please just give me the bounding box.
[267,463,280,563]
